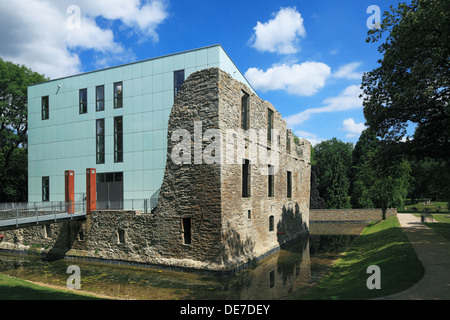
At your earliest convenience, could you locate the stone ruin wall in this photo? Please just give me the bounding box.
[0,68,312,273]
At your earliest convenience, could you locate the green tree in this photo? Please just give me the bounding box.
[314,138,353,209]
[350,129,379,208]
[0,59,47,202]
[362,0,450,160]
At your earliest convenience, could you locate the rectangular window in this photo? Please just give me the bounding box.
[182,218,192,245]
[41,96,49,120]
[269,216,275,232]
[42,176,49,202]
[118,229,126,244]
[241,91,250,130]
[174,70,185,98]
[96,85,104,111]
[242,159,251,198]
[286,130,291,152]
[267,108,274,143]
[287,171,292,198]
[268,165,275,198]
[79,88,87,114]
[114,82,123,109]
[96,119,105,164]
[114,116,123,163]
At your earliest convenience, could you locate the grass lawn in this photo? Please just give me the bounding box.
[0,274,104,300]
[293,216,424,300]
[424,214,450,241]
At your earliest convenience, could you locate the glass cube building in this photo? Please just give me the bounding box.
[27,45,255,209]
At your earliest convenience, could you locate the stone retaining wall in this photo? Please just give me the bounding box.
[310,208,397,222]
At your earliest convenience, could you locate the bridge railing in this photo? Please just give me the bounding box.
[0,201,86,223]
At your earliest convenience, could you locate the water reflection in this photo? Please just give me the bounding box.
[0,222,368,300]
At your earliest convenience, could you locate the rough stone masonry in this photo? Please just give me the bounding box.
[0,68,311,273]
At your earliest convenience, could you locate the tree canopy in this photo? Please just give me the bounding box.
[0,58,47,202]
[362,0,450,159]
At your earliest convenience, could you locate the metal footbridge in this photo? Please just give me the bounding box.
[0,202,87,232]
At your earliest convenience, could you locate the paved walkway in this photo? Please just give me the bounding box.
[380,214,450,300]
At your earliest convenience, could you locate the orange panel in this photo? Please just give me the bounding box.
[86,168,97,215]
[65,171,75,214]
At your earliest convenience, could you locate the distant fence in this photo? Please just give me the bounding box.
[310,208,397,222]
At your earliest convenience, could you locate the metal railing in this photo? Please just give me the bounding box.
[0,201,87,229]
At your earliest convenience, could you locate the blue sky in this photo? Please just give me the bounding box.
[0,0,404,146]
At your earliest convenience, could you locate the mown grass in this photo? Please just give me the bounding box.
[0,274,104,300]
[294,216,424,300]
[425,214,450,241]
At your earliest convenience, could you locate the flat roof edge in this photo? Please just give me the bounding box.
[28,44,223,87]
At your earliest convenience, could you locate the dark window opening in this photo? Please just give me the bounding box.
[287,171,292,198]
[242,159,251,198]
[174,70,185,98]
[96,85,104,111]
[114,116,123,163]
[269,270,275,288]
[79,88,87,114]
[182,218,192,245]
[248,210,252,219]
[286,130,291,152]
[41,96,49,120]
[42,176,49,202]
[44,225,52,238]
[97,172,123,183]
[269,215,275,232]
[267,108,274,143]
[96,119,105,164]
[118,229,126,244]
[114,82,123,109]
[241,91,250,130]
[268,165,275,198]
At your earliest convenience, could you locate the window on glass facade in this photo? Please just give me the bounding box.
[96,85,104,111]
[241,91,250,130]
[42,176,49,202]
[174,70,185,98]
[41,96,49,120]
[114,116,123,163]
[79,88,87,114]
[114,82,123,109]
[96,119,105,164]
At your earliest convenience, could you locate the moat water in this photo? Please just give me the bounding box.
[0,222,368,300]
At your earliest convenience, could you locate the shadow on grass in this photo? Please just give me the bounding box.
[0,276,103,300]
[295,217,424,300]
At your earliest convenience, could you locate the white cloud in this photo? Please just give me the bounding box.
[245,62,331,96]
[294,130,325,146]
[285,85,363,127]
[332,62,363,80]
[0,0,168,79]
[250,7,306,55]
[342,118,366,138]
